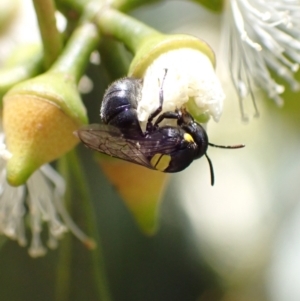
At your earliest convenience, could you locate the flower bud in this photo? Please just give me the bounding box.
[3,72,87,186]
[3,23,99,186]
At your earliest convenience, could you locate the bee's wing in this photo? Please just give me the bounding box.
[75,124,181,169]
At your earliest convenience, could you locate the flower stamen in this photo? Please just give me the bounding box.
[227,0,300,119]
[40,165,96,250]
[0,128,95,256]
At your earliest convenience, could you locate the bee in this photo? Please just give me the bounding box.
[75,70,244,185]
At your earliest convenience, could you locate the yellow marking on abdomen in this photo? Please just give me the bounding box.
[150,153,171,171]
[184,133,194,143]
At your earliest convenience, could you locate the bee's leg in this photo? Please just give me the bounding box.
[146,68,168,132]
[153,110,180,126]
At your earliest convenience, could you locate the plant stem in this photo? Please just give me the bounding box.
[191,0,224,12]
[50,22,100,82]
[96,8,161,54]
[0,44,43,101]
[99,37,131,80]
[110,0,161,11]
[32,0,63,68]
[55,0,161,14]
[55,0,91,15]
[65,150,113,301]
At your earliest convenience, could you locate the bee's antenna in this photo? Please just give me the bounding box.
[208,143,245,149]
[206,144,244,185]
[205,153,214,186]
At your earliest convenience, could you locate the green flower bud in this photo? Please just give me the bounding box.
[3,23,100,186]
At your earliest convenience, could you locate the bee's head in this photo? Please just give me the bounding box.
[178,108,209,159]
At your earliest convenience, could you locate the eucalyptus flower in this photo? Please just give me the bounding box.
[227,0,300,119]
[137,48,224,127]
[97,8,225,125]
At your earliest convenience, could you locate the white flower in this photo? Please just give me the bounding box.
[0,133,94,257]
[137,48,225,126]
[227,0,300,120]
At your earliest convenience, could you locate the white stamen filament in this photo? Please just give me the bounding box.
[0,131,95,257]
[40,165,96,249]
[227,0,300,119]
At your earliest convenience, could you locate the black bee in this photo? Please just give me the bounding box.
[76,70,244,185]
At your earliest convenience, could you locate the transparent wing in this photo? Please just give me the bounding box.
[75,124,182,169]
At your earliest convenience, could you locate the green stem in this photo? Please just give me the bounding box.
[191,0,224,12]
[64,150,113,301]
[55,0,161,14]
[96,8,161,54]
[55,0,91,15]
[110,0,161,11]
[0,44,43,101]
[50,22,100,82]
[99,37,131,80]
[32,0,63,68]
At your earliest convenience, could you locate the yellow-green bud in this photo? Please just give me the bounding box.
[3,72,87,186]
[3,22,100,186]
